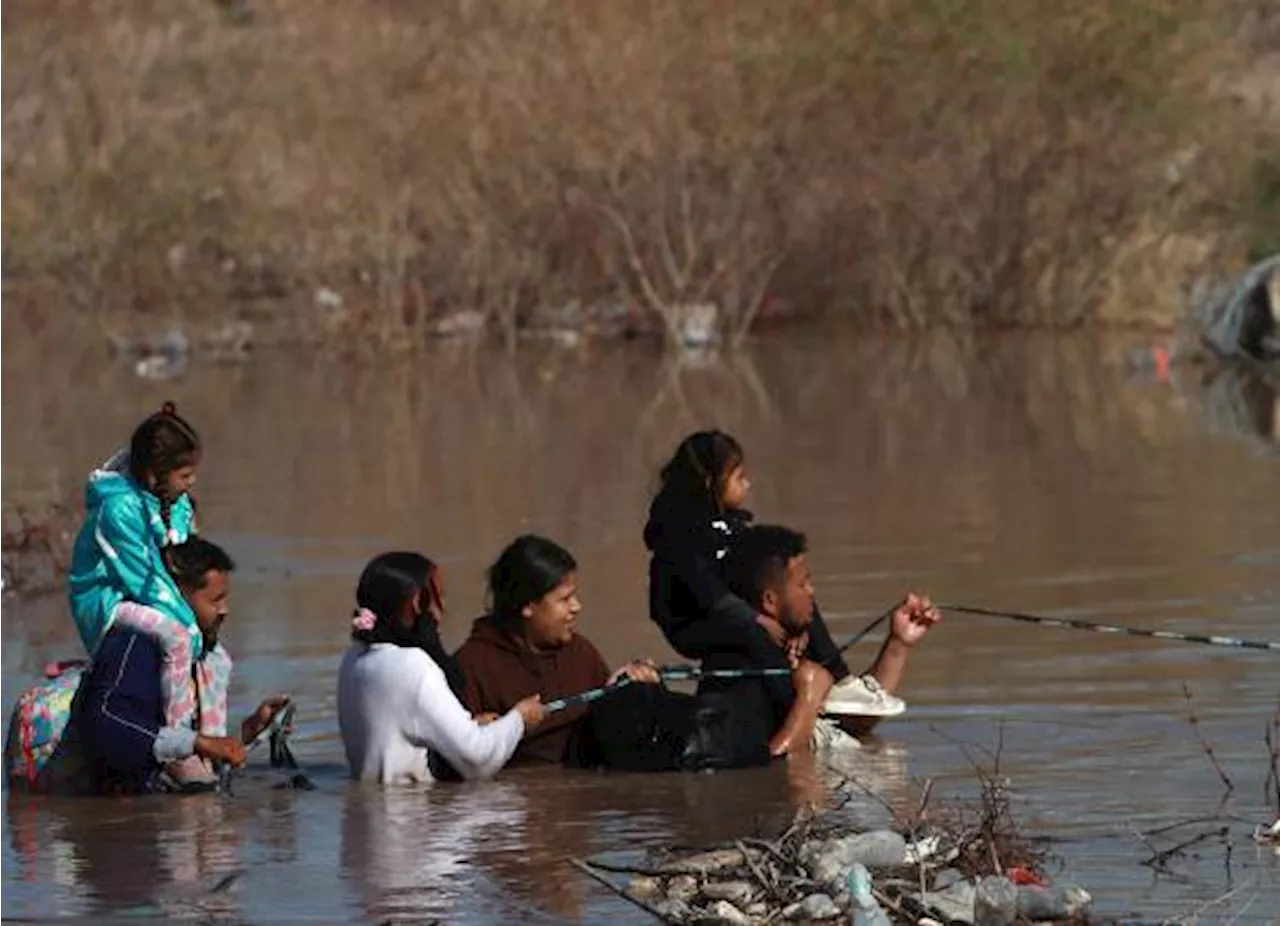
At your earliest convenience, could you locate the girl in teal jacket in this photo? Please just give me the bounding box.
[67,402,208,783]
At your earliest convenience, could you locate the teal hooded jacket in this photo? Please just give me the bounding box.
[67,459,199,657]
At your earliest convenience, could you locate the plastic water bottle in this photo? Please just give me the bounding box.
[847,863,892,926]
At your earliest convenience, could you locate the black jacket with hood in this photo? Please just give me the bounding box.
[643,495,758,642]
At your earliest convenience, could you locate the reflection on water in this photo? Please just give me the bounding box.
[2,328,1278,923]
[5,792,269,921]
[1180,364,1279,453]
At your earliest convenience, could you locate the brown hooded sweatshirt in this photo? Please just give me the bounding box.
[453,615,610,765]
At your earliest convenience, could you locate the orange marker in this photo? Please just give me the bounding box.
[1153,345,1171,382]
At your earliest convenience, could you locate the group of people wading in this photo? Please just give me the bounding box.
[6,408,940,794]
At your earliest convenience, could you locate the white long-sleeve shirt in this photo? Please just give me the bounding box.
[337,643,524,784]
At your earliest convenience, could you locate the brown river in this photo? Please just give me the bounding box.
[3,328,1278,924]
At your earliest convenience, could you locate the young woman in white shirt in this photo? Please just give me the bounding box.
[338,552,545,784]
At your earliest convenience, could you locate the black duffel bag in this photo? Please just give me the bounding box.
[579,682,771,773]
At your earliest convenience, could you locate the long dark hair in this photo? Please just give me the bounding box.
[129,402,202,549]
[350,551,463,697]
[487,535,577,631]
[653,430,744,518]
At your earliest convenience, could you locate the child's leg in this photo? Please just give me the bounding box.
[667,615,778,663]
[110,603,210,782]
[193,644,234,738]
[112,603,198,730]
[803,604,851,681]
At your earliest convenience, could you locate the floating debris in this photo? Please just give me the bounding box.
[106,321,254,378]
[704,898,752,924]
[784,893,839,920]
[661,849,747,876]
[667,875,699,902]
[626,876,665,903]
[973,875,1017,925]
[573,772,1094,925]
[700,881,757,906]
[672,302,720,350]
[134,354,188,381]
[848,864,891,926]
[427,309,486,338]
[1252,819,1279,852]
[202,321,254,363]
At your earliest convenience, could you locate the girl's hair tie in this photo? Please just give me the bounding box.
[352,607,378,632]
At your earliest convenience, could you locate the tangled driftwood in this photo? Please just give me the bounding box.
[574,773,1093,925]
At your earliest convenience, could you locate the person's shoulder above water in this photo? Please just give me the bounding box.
[93,624,164,669]
[456,614,520,655]
[346,638,441,675]
[82,461,138,507]
[565,628,607,664]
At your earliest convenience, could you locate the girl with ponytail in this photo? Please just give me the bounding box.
[67,402,210,784]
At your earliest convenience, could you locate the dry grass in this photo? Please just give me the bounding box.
[1,502,77,598]
[1,0,1268,347]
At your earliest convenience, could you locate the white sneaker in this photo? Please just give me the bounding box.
[811,716,862,751]
[822,675,906,718]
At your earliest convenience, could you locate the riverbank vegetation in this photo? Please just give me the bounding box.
[3,1,1277,348]
[1,504,75,599]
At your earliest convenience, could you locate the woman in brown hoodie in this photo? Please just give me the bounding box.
[454,535,659,766]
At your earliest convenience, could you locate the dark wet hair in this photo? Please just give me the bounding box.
[351,551,464,706]
[129,402,202,550]
[352,551,443,646]
[723,524,807,609]
[488,535,577,629]
[654,430,744,516]
[130,401,201,490]
[166,537,236,589]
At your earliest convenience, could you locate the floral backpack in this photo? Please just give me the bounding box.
[4,660,90,791]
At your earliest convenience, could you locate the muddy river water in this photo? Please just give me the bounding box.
[2,330,1278,923]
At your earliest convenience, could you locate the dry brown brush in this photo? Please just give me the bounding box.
[2,0,1266,347]
[1,503,77,598]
